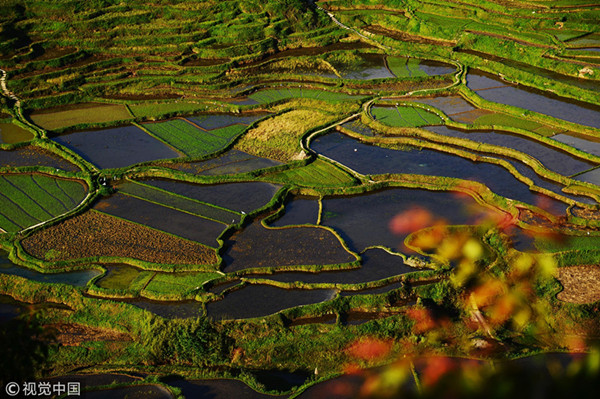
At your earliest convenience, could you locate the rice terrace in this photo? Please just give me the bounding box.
[1,0,600,397]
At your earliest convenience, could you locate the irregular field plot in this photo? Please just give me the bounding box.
[118,180,241,224]
[145,180,281,213]
[223,221,356,272]
[142,271,221,296]
[372,105,442,127]
[96,265,148,291]
[0,173,86,232]
[52,125,181,169]
[206,284,336,320]
[321,188,497,252]
[0,122,34,144]
[411,96,475,115]
[552,133,600,157]
[235,109,341,162]
[557,265,600,304]
[162,149,282,175]
[0,252,100,287]
[143,119,247,158]
[332,53,394,80]
[21,210,218,265]
[340,120,376,136]
[94,193,227,247]
[267,158,356,187]
[270,197,319,227]
[252,248,415,285]
[472,112,545,132]
[387,57,427,78]
[30,103,133,131]
[0,146,79,171]
[424,126,594,176]
[467,70,600,129]
[311,132,542,206]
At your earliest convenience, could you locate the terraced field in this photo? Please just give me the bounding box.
[0,173,87,232]
[2,0,600,397]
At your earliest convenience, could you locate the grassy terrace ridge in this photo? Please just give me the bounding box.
[1,0,600,397]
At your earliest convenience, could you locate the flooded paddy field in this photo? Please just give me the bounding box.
[166,378,284,399]
[250,248,415,285]
[466,70,600,129]
[127,298,203,319]
[144,180,281,214]
[423,125,595,176]
[320,187,497,252]
[222,220,356,272]
[52,125,181,169]
[163,149,282,175]
[0,251,100,287]
[311,132,542,206]
[270,196,320,227]
[94,193,226,247]
[206,284,336,320]
[0,145,80,171]
[552,133,600,158]
[332,53,395,80]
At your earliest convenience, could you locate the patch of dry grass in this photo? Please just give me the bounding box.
[21,210,218,266]
[557,265,600,304]
[235,109,341,162]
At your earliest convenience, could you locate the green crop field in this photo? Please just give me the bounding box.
[387,57,427,78]
[119,180,241,224]
[142,119,247,158]
[473,112,544,132]
[267,158,356,187]
[372,105,442,127]
[142,272,222,296]
[0,174,86,232]
[129,102,209,119]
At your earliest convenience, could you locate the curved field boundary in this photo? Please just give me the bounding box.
[365,99,600,204]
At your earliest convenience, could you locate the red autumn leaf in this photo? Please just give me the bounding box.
[347,337,393,361]
[420,357,456,387]
[406,308,436,334]
[389,206,434,235]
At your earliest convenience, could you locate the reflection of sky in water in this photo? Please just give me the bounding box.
[424,126,594,176]
[467,71,600,129]
[321,188,494,252]
[206,285,336,320]
[312,132,539,205]
[0,252,100,287]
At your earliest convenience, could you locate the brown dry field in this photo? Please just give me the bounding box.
[48,322,131,346]
[557,265,600,304]
[21,210,218,266]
